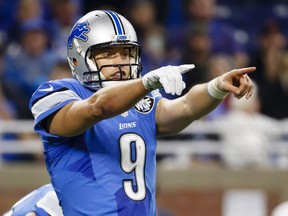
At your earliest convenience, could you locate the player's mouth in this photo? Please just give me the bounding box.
[111,71,127,80]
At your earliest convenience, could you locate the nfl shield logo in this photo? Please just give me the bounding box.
[121,112,128,117]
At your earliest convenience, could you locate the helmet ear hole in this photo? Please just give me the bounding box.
[73,58,78,66]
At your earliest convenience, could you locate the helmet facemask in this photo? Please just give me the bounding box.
[82,43,142,89]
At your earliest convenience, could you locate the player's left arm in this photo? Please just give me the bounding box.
[155,67,255,135]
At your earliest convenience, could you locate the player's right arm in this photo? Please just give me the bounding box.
[45,79,148,137]
[31,65,193,137]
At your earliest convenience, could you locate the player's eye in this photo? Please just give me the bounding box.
[122,49,130,57]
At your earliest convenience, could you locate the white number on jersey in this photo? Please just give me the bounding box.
[119,133,146,201]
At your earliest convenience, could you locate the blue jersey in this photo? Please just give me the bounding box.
[29,78,162,215]
[3,184,63,216]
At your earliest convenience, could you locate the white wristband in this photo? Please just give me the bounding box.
[207,78,229,100]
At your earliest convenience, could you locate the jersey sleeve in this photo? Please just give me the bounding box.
[29,79,82,137]
[36,190,63,216]
[4,184,57,216]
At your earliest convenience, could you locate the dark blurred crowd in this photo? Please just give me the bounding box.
[0,0,288,122]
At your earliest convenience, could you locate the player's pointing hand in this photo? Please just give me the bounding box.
[208,67,256,100]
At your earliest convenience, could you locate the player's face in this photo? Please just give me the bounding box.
[92,46,134,80]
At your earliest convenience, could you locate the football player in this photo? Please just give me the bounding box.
[29,10,255,215]
[3,184,63,216]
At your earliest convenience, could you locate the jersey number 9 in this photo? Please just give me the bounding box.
[119,133,146,201]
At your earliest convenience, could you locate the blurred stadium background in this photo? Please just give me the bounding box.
[1,0,288,215]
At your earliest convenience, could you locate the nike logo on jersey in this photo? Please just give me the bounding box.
[39,84,54,92]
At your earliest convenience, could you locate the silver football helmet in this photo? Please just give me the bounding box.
[67,10,142,90]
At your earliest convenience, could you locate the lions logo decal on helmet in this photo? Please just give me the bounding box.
[68,21,90,49]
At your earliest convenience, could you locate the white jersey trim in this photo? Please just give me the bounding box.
[31,90,82,119]
[36,191,63,216]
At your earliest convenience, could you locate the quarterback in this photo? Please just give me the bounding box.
[29,10,254,215]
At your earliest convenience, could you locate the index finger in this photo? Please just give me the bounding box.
[179,64,195,74]
[233,67,256,76]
